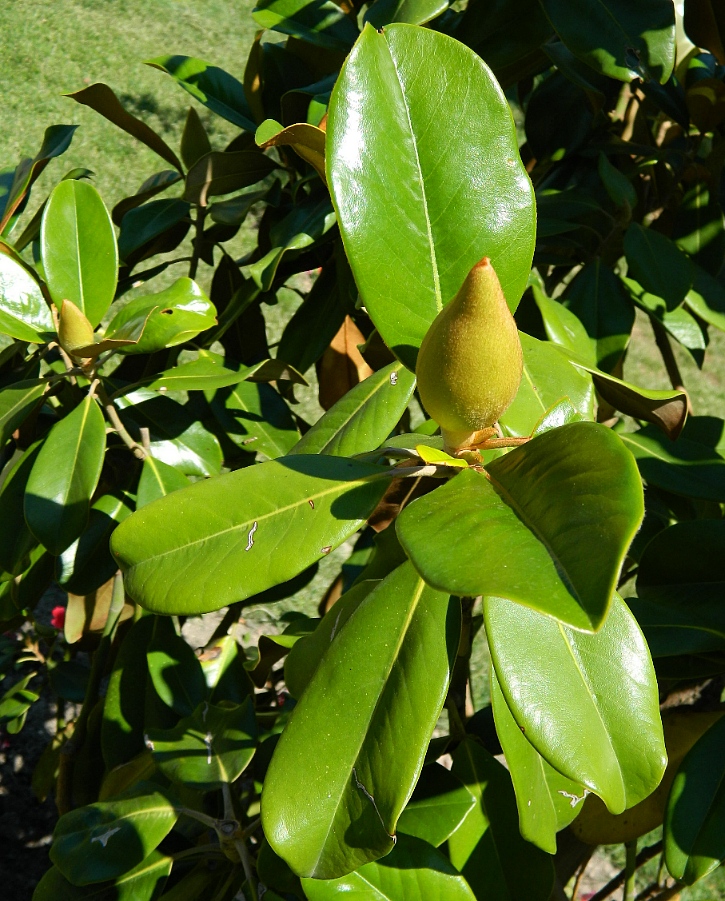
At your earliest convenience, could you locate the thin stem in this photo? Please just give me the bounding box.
[234,838,258,901]
[650,317,691,411]
[623,839,638,901]
[189,206,208,280]
[176,807,219,829]
[587,842,663,901]
[649,886,682,901]
[570,850,594,900]
[96,382,146,459]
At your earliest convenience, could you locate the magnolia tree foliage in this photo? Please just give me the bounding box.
[1,0,725,899]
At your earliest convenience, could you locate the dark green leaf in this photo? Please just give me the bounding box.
[301,833,476,900]
[147,616,206,717]
[67,83,183,172]
[147,56,256,131]
[448,737,554,901]
[397,763,477,848]
[207,379,299,460]
[261,562,459,877]
[598,152,637,208]
[0,441,41,574]
[0,379,46,449]
[253,0,359,51]
[141,355,270,392]
[183,150,278,204]
[538,0,675,83]
[50,785,178,886]
[111,455,390,614]
[364,0,447,27]
[41,181,118,327]
[32,851,172,901]
[486,594,666,814]
[685,262,725,332]
[290,362,416,456]
[665,714,725,884]
[118,199,190,262]
[112,170,182,227]
[105,278,217,355]
[328,24,535,369]
[623,223,692,311]
[673,181,725,274]
[149,698,256,789]
[25,397,106,555]
[398,422,643,630]
[180,106,212,170]
[0,250,54,343]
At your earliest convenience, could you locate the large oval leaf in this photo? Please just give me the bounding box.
[41,181,118,328]
[0,251,54,343]
[327,24,535,369]
[486,594,666,815]
[301,833,475,900]
[208,379,299,461]
[111,455,390,614]
[448,737,554,901]
[262,562,459,878]
[290,362,415,456]
[33,851,172,901]
[25,397,106,556]
[50,785,177,885]
[398,422,643,630]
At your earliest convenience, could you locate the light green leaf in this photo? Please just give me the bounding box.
[398,422,643,630]
[491,669,584,854]
[111,455,390,615]
[105,278,217,355]
[397,763,477,848]
[486,594,666,815]
[538,0,675,84]
[137,456,191,509]
[262,562,459,878]
[253,0,359,52]
[141,356,270,392]
[50,785,178,885]
[41,181,118,327]
[290,362,415,456]
[302,833,476,900]
[328,24,535,369]
[364,0,448,28]
[0,251,54,343]
[448,737,554,901]
[149,698,256,789]
[25,397,106,556]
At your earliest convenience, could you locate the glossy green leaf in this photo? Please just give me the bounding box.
[0,441,40,573]
[618,425,725,501]
[398,422,643,630]
[564,261,635,372]
[486,594,666,815]
[685,262,725,332]
[147,616,206,717]
[364,0,447,27]
[291,362,416,456]
[148,698,256,789]
[141,356,269,392]
[598,152,637,209]
[137,457,191,509]
[56,493,133,595]
[105,278,217,355]
[117,391,222,477]
[33,851,172,901]
[112,170,182,227]
[262,562,459,878]
[629,520,725,657]
[491,669,584,854]
[257,120,327,182]
[625,275,707,361]
[538,0,675,83]
[0,125,77,232]
[25,397,106,556]
[200,635,253,704]
[147,56,256,131]
[448,737,554,901]
[112,455,390,615]
[530,279,595,365]
[0,379,46,449]
[564,354,688,440]
[41,181,118,328]
[284,580,378,698]
[183,150,278,204]
[50,785,178,886]
[673,181,725,274]
[118,199,190,262]
[498,334,595,437]
[0,251,54,343]
[397,763,477,848]
[253,0,359,52]
[624,223,692,311]
[208,379,299,460]
[327,24,535,369]
[665,714,725,884]
[67,83,183,173]
[301,833,476,900]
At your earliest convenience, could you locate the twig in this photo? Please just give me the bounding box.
[649,885,682,901]
[189,206,208,280]
[587,842,663,901]
[650,317,692,413]
[96,382,146,459]
[624,840,638,901]
[234,838,259,901]
[571,849,595,900]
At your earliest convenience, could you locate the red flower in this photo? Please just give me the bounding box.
[50,606,66,630]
